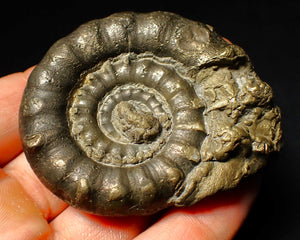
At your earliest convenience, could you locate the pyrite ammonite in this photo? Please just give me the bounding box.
[19,11,282,216]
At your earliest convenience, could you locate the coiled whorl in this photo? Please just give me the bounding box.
[19,11,282,216]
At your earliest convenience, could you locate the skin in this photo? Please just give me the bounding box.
[0,67,259,240]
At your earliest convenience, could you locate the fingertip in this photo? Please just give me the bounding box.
[0,67,34,165]
[24,66,35,79]
[0,169,51,239]
[50,207,150,240]
[223,37,233,44]
[84,213,149,233]
[0,134,23,166]
[4,153,68,221]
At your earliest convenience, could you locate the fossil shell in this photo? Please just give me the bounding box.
[19,11,282,216]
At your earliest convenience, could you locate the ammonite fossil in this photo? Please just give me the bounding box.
[19,11,282,216]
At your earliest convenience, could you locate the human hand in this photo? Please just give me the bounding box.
[0,68,258,239]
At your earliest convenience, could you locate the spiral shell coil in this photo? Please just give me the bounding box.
[20,12,282,216]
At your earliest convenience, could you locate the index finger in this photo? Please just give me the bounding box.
[0,67,34,166]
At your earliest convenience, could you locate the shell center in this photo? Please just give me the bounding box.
[112,101,161,144]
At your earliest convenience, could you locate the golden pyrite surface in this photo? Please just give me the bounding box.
[19,12,282,216]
